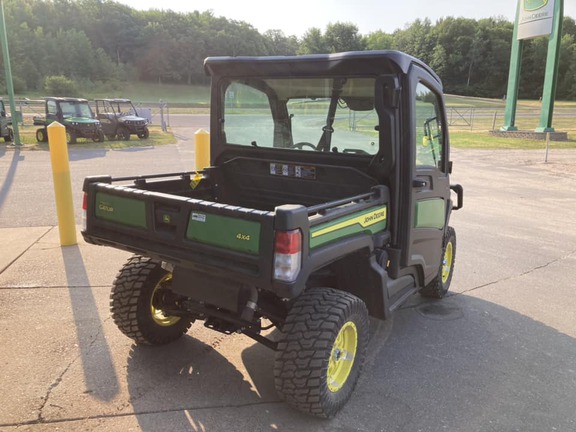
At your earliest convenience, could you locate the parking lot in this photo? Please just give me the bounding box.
[1,123,575,431]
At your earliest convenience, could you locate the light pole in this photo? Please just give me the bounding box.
[0,0,21,145]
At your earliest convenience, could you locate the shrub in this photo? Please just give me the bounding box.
[44,75,81,97]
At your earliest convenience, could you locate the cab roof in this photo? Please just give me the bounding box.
[95,98,133,103]
[204,50,441,85]
[44,97,89,103]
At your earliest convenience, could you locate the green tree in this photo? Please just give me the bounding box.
[299,28,327,54]
[324,22,365,52]
[263,30,299,55]
[2,0,575,99]
[557,34,576,99]
[430,18,477,94]
[80,0,144,65]
[393,19,434,63]
[519,36,548,99]
[364,31,394,51]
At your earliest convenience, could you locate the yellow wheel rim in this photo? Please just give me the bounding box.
[327,321,358,393]
[441,241,453,284]
[150,274,181,326]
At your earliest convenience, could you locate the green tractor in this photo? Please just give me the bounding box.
[95,98,150,141]
[34,97,104,144]
[0,99,14,142]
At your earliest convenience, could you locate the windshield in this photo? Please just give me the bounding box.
[60,101,94,118]
[115,101,136,115]
[222,77,379,155]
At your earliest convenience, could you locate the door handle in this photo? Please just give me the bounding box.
[412,179,427,188]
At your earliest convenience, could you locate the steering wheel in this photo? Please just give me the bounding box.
[289,142,316,150]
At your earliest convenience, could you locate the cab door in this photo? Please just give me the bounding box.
[46,99,59,124]
[404,67,451,286]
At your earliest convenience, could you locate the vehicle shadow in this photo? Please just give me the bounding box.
[24,144,155,161]
[124,294,576,431]
[68,147,108,161]
[21,144,109,161]
[126,333,264,431]
[0,148,24,214]
[60,245,119,401]
[108,144,155,152]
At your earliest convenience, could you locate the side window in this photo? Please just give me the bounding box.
[47,100,57,116]
[223,82,273,147]
[415,82,444,169]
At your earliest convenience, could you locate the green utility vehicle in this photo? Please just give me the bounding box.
[34,97,104,144]
[0,99,14,142]
[95,98,150,140]
[82,51,463,418]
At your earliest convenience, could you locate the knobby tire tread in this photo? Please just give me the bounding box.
[274,287,369,418]
[419,226,456,299]
[110,255,191,345]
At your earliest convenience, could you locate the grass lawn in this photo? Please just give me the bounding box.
[451,131,576,149]
[7,126,574,151]
[7,125,176,149]
[444,94,576,109]
[89,82,211,106]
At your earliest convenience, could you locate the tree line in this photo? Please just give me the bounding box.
[2,0,576,100]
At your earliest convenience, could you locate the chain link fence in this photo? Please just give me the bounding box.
[7,99,575,134]
[447,106,576,132]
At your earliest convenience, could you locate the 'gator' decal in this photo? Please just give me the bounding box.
[95,192,147,228]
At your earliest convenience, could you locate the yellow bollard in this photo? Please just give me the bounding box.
[47,122,77,246]
[194,128,210,171]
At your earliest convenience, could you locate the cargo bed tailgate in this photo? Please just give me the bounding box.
[83,180,275,282]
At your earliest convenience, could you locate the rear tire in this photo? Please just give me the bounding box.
[117,126,130,141]
[93,129,105,143]
[274,287,369,418]
[4,127,13,142]
[110,255,192,345]
[36,128,47,143]
[419,226,456,299]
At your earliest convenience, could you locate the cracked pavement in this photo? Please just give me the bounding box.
[1,124,576,431]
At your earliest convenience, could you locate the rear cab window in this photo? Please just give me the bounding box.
[221,77,379,156]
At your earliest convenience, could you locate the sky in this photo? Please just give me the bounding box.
[115,0,576,36]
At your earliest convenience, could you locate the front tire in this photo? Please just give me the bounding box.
[137,126,150,139]
[66,130,77,144]
[419,226,456,299]
[274,287,369,418]
[110,255,192,345]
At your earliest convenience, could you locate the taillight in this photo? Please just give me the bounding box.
[274,229,302,282]
[82,192,87,231]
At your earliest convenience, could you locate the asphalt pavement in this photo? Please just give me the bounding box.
[1,121,575,432]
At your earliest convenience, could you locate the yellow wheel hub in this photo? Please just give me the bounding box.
[327,321,358,393]
[150,274,181,326]
[441,241,453,284]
